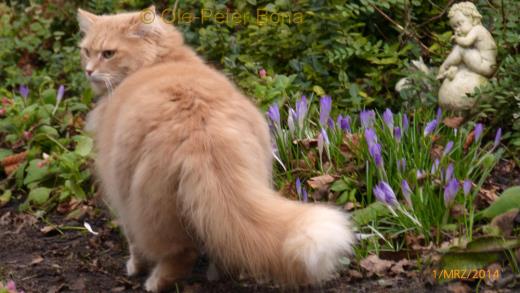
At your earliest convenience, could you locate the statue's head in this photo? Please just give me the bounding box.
[448,2,482,35]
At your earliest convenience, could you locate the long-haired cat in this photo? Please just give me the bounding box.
[78,6,354,292]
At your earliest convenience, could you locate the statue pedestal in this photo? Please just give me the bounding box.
[438,67,488,110]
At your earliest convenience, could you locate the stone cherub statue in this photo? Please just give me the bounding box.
[437,2,497,110]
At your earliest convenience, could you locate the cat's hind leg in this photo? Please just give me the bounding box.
[144,247,198,292]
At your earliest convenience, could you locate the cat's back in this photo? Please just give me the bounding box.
[96,59,269,160]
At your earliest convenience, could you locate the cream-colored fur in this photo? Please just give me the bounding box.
[78,7,354,292]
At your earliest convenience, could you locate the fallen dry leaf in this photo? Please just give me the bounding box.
[447,282,471,293]
[341,133,361,154]
[430,144,444,160]
[485,263,502,286]
[293,138,318,149]
[450,204,468,219]
[40,225,59,235]
[405,233,425,250]
[57,198,81,214]
[306,174,335,189]
[475,186,499,209]
[464,131,475,150]
[346,269,363,279]
[30,255,44,265]
[359,254,395,277]
[443,116,464,128]
[1,151,28,175]
[0,211,11,225]
[47,284,66,293]
[390,258,414,275]
[490,209,519,237]
[312,186,329,201]
[70,277,86,290]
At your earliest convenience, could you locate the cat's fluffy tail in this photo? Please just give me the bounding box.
[177,135,354,285]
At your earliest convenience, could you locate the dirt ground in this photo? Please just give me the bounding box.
[1,159,519,293]
[0,202,434,293]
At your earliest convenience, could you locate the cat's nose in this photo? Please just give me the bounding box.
[86,70,93,76]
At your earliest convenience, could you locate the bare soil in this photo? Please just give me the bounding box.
[1,159,519,293]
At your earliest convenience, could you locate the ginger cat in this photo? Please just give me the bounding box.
[78,7,354,292]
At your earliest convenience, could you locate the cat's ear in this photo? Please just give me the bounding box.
[127,6,164,39]
[77,9,98,34]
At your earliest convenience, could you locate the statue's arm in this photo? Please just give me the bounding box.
[454,29,478,47]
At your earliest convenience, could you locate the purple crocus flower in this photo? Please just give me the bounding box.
[423,119,438,136]
[296,178,302,197]
[19,85,29,99]
[373,181,398,206]
[431,158,440,174]
[320,127,330,145]
[336,114,351,133]
[288,108,296,134]
[319,96,332,127]
[295,95,308,129]
[360,110,376,128]
[394,127,402,142]
[493,128,502,149]
[402,114,409,132]
[445,163,455,182]
[327,117,335,129]
[341,115,351,132]
[463,179,472,196]
[436,107,442,122]
[369,143,383,168]
[416,169,427,180]
[56,85,65,102]
[302,187,308,202]
[444,178,460,206]
[443,141,454,157]
[267,103,280,128]
[383,108,394,129]
[364,128,378,146]
[474,123,484,141]
[401,179,413,206]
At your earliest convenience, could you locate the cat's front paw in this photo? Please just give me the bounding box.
[126,257,138,277]
[144,273,161,292]
[126,255,147,277]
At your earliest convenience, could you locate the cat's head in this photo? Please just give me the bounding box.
[77,7,183,95]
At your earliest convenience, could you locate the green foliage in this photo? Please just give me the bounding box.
[172,0,455,109]
[477,54,520,148]
[0,83,94,211]
[478,186,520,219]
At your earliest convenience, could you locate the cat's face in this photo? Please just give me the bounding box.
[77,8,174,95]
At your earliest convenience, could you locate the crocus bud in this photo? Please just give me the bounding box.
[23,131,32,140]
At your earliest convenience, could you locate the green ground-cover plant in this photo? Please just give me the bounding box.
[0,83,94,212]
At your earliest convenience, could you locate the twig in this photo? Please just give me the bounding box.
[368,3,432,55]
[418,0,456,27]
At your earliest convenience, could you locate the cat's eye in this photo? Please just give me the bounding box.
[102,50,116,59]
[83,48,90,57]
